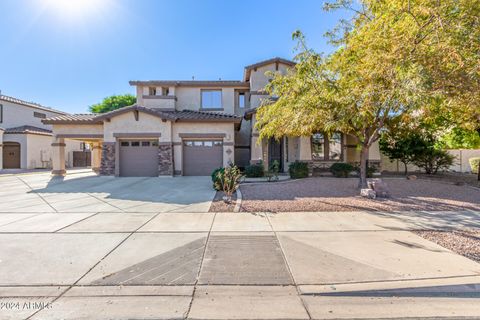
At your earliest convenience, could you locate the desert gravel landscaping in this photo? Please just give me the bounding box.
[239,177,480,212]
[414,230,480,263]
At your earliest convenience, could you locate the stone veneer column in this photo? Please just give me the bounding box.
[158,143,173,176]
[100,142,115,175]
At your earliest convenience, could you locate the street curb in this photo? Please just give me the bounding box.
[234,187,242,212]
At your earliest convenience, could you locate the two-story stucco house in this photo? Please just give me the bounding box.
[43,57,381,177]
[0,94,83,170]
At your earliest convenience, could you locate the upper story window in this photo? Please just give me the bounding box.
[311,132,343,161]
[161,87,169,96]
[0,104,3,123]
[238,92,245,108]
[34,111,46,119]
[148,87,157,96]
[201,89,222,109]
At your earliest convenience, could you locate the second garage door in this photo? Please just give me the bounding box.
[119,140,159,177]
[183,140,223,176]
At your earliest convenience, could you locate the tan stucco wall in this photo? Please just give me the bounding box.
[249,63,291,92]
[345,135,381,162]
[0,100,65,131]
[53,124,104,136]
[176,87,235,114]
[103,112,171,142]
[172,122,235,170]
[143,98,176,109]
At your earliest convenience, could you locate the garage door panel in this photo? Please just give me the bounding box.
[183,140,223,176]
[120,140,158,177]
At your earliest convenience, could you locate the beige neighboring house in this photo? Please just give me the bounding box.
[0,94,83,170]
[43,57,381,177]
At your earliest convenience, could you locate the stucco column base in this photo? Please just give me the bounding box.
[91,143,102,174]
[51,138,66,176]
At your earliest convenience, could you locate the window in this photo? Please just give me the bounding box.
[311,133,343,161]
[121,141,130,147]
[329,133,342,160]
[311,133,325,160]
[152,141,159,146]
[141,141,151,147]
[0,104,2,123]
[238,92,245,108]
[131,141,140,147]
[148,87,157,96]
[34,111,46,119]
[161,87,169,96]
[201,90,222,109]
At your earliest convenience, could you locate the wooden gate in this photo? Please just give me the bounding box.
[73,151,91,167]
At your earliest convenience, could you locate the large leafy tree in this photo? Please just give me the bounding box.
[256,0,480,187]
[89,94,136,113]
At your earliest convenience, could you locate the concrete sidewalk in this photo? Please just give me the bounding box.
[0,210,479,319]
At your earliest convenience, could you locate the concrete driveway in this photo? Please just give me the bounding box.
[1,172,480,319]
[0,170,215,213]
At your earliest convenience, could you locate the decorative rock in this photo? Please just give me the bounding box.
[368,178,391,198]
[407,175,417,180]
[361,188,376,199]
[100,143,115,176]
[158,144,173,176]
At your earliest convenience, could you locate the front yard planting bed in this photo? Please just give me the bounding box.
[239,177,480,212]
[414,230,480,263]
[209,191,237,212]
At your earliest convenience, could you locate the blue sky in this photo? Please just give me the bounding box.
[0,0,346,113]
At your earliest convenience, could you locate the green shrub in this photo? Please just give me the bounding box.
[214,164,243,203]
[266,160,280,182]
[330,163,354,178]
[289,161,309,179]
[245,161,265,177]
[469,157,480,174]
[413,149,455,174]
[211,167,225,191]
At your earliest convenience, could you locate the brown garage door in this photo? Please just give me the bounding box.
[183,140,223,176]
[3,142,21,169]
[119,140,159,177]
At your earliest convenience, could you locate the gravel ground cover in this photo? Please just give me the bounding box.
[414,230,480,263]
[209,191,237,212]
[239,177,480,212]
[384,172,480,188]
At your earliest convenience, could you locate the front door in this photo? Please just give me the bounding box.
[268,138,283,171]
[3,142,21,169]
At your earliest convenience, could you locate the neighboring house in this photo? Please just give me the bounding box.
[0,94,83,170]
[43,57,381,177]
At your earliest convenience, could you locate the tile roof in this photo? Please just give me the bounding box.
[0,95,67,115]
[163,110,241,122]
[4,125,53,135]
[42,114,99,124]
[43,106,242,124]
[129,80,249,88]
[243,57,296,81]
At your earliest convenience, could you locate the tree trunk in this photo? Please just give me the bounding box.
[358,145,369,189]
[403,162,408,176]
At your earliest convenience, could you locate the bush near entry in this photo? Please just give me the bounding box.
[289,161,309,179]
[211,167,225,191]
[330,162,354,178]
[245,161,265,177]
